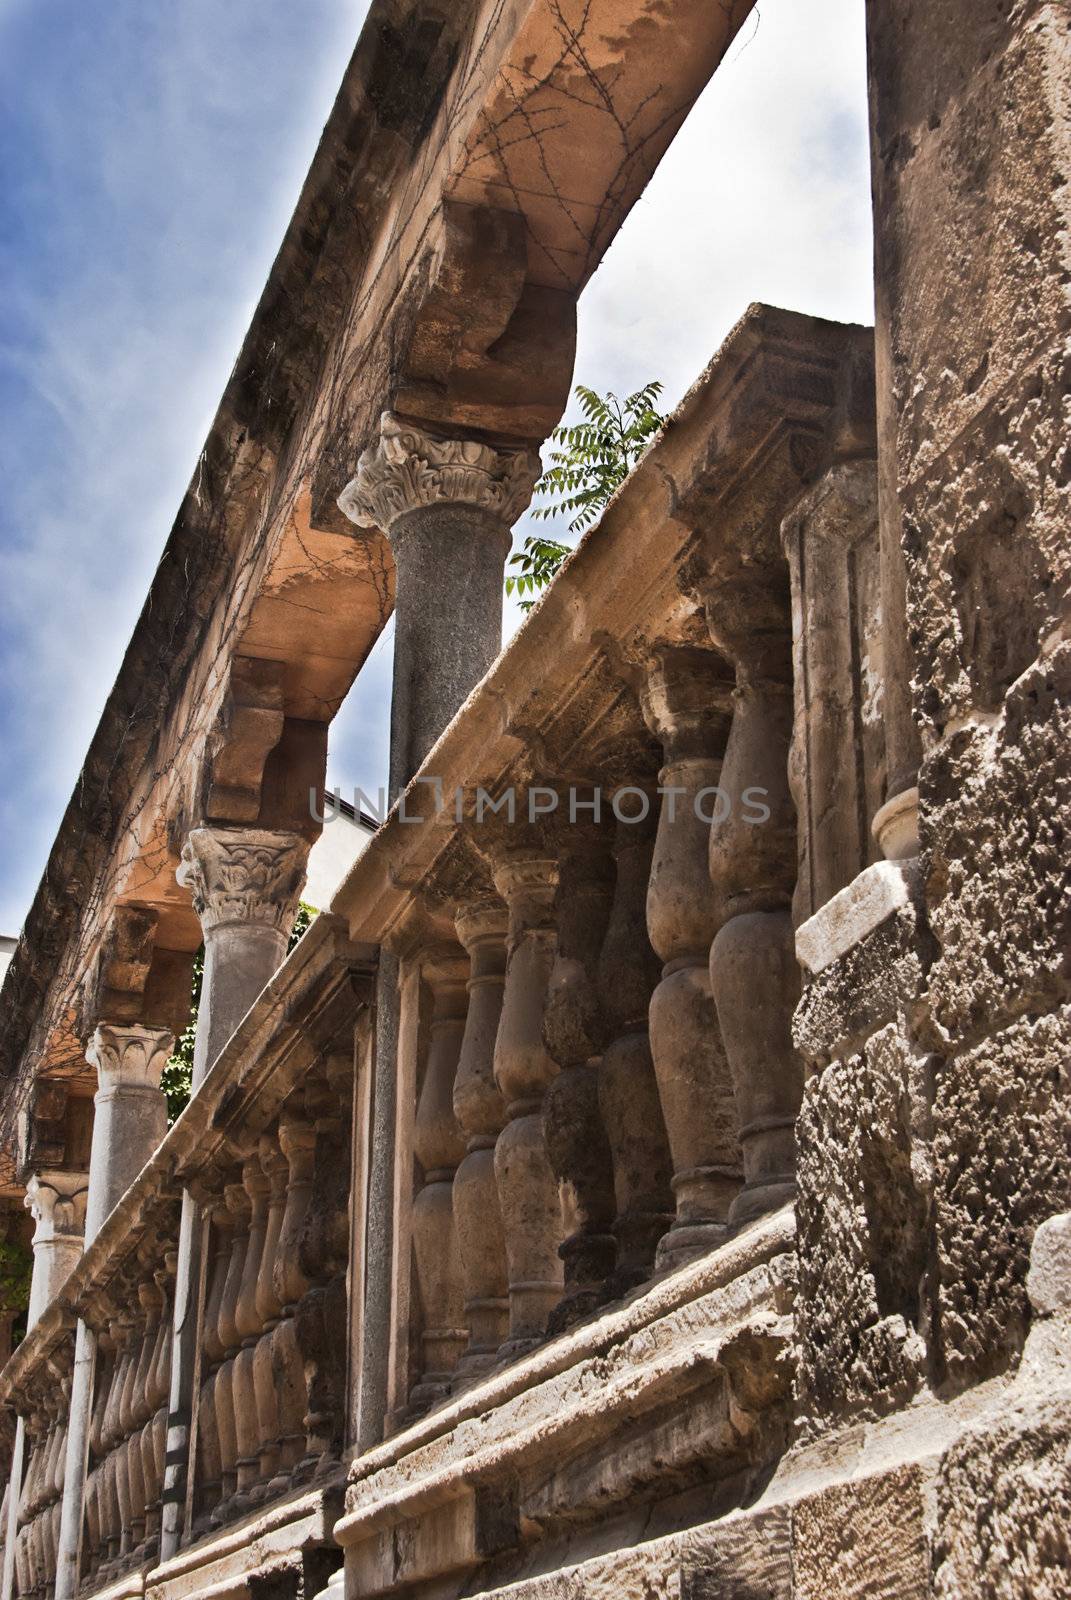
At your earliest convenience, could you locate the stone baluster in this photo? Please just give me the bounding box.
[193,1198,231,1527]
[110,1311,137,1563]
[142,1248,175,1555]
[408,951,468,1410]
[135,1275,164,1558]
[642,648,742,1266]
[452,901,510,1383]
[127,1277,160,1556]
[99,1320,127,1571]
[210,1180,250,1523]
[269,1117,316,1490]
[707,628,802,1227]
[83,1336,112,1578]
[491,851,563,1355]
[230,1153,269,1514]
[596,800,674,1289]
[294,1057,353,1477]
[251,1134,287,1498]
[118,1294,146,1561]
[541,822,617,1328]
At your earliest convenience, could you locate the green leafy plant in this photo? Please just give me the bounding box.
[0,1238,32,1314]
[506,381,664,611]
[161,902,317,1125]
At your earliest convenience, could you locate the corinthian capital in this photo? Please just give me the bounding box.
[177,827,308,935]
[24,1172,89,1244]
[337,411,541,535]
[86,1022,174,1094]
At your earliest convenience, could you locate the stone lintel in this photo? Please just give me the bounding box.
[795,859,922,976]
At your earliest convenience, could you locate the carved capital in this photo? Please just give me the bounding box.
[24,1172,89,1244]
[86,1022,174,1094]
[177,826,308,935]
[338,411,540,536]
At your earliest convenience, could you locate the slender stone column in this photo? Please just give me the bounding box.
[54,1022,172,1600]
[177,828,309,1090]
[595,805,673,1288]
[491,852,563,1355]
[340,413,538,1446]
[161,826,307,1560]
[708,636,802,1228]
[541,824,617,1329]
[338,411,540,792]
[409,951,468,1410]
[451,902,510,1384]
[23,1174,88,1328]
[642,649,742,1267]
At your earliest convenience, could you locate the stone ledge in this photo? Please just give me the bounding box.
[140,1479,344,1600]
[335,1210,796,1596]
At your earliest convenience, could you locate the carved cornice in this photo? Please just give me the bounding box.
[338,411,541,536]
[86,1022,174,1094]
[177,827,309,935]
[24,1172,89,1244]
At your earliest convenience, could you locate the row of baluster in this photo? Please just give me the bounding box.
[81,1252,175,1584]
[14,1395,67,1600]
[403,654,804,1412]
[193,1064,350,1531]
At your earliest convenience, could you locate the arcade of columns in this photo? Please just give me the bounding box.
[2,2,1071,1598]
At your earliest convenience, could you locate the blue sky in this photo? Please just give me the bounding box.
[0,0,872,936]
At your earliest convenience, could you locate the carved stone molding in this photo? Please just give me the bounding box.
[177,827,309,935]
[338,411,541,536]
[85,1023,174,1095]
[24,1173,89,1244]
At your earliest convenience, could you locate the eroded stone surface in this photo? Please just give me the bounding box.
[793,1465,930,1600]
[795,1026,931,1434]
[934,1006,1071,1386]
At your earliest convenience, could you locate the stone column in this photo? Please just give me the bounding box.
[708,636,802,1228]
[491,852,563,1355]
[177,828,309,1090]
[451,902,510,1384]
[541,824,617,1328]
[340,416,537,1447]
[338,411,540,793]
[161,826,307,1560]
[642,649,742,1267]
[409,951,468,1410]
[54,1023,172,1600]
[24,1174,88,1328]
[596,804,673,1289]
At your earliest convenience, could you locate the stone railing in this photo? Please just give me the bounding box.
[0,916,372,1600]
[0,305,916,1600]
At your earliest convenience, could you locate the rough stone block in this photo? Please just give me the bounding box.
[934,1006,1071,1385]
[793,1465,930,1600]
[921,646,1071,1044]
[1026,1211,1071,1316]
[933,1399,1071,1599]
[679,1505,792,1599]
[793,892,934,1066]
[795,1026,930,1434]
